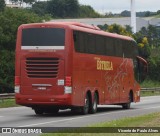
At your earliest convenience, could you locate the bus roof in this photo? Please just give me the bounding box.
[20,22,135,42]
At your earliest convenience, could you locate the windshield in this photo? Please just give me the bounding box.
[21,28,65,49]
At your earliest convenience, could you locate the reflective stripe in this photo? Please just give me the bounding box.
[21,46,65,50]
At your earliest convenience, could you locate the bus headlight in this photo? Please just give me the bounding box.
[64,86,72,94]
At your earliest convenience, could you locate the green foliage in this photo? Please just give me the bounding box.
[32,0,102,18]
[138,25,160,47]
[78,5,101,18]
[0,0,5,12]
[0,50,14,93]
[0,8,51,90]
[0,99,18,108]
[23,0,35,4]
[97,24,108,31]
[121,10,130,17]
[141,79,160,88]
[46,0,79,18]
[147,57,160,81]
[0,8,50,50]
[32,1,48,16]
[106,24,133,37]
[119,10,157,17]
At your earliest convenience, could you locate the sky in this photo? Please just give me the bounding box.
[78,0,160,14]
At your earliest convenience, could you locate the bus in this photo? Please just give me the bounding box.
[15,22,147,115]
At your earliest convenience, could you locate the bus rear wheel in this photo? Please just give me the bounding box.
[34,108,44,115]
[89,93,98,114]
[44,108,59,114]
[122,93,131,109]
[122,102,131,109]
[81,94,89,115]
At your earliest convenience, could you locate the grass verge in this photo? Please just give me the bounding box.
[0,99,18,108]
[141,80,160,88]
[141,91,160,97]
[41,112,160,136]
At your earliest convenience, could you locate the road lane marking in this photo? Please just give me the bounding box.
[19,105,160,127]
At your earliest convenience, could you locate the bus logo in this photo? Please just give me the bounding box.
[96,58,113,71]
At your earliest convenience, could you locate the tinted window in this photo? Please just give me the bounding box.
[73,30,138,58]
[22,28,65,46]
[86,33,96,54]
[96,35,105,55]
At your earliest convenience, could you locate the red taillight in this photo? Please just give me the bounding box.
[15,76,20,86]
[65,76,72,86]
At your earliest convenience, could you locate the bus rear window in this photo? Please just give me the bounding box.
[22,28,65,46]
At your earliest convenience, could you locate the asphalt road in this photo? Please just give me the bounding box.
[0,96,160,128]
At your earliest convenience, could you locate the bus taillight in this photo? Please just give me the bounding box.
[65,76,72,86]
[64,76,72,94]
[15,76,20,93]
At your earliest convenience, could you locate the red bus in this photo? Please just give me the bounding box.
[15,22,147,115]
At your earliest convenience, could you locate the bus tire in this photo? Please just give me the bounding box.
[122,93,131,109]
[44,108,59,114]
[51,108,59,114]
[122,102,131,109]
[81,94,89,115]
[89,93,98,114]
[34,108,44,115]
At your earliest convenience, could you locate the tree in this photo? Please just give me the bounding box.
[46,0,79,18]
[105,12,114,17]
[78,5,101,18]
[157,10,160,14]
[125,25,133,33]
[0,8,50,50]
[32,1,48,16]
[107,24,132,37]
[97,24,108,31]
[0,50,15,92]
[0,8,51,89]
[138,25,160,48]
[0,0,5,12]
[121,10,130,17]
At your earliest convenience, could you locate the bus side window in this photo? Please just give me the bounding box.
[105,37,114,56]
[73,31,80,52]
[96,35,105,55]
[79,32,85,53]
[87,33,96,54]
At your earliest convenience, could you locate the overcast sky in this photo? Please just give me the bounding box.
[79,0,160,14]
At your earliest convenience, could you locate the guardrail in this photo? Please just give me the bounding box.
[0,93,15,100]
[0,88,160,100]
[141,87,160,93]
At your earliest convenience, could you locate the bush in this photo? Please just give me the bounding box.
[0,50,14,93]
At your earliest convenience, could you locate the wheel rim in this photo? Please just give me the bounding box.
[84,96,89,112]
[93,95,97,110]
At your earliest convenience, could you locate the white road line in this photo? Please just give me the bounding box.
[19,105,160,127]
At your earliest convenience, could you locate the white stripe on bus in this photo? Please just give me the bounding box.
[21,46,65,50]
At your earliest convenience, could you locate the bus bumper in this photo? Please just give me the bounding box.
[15,94,72,107]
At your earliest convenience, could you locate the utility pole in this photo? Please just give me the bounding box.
[131,0,136,33]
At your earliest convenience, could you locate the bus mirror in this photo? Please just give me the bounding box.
[136,56,148,83]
